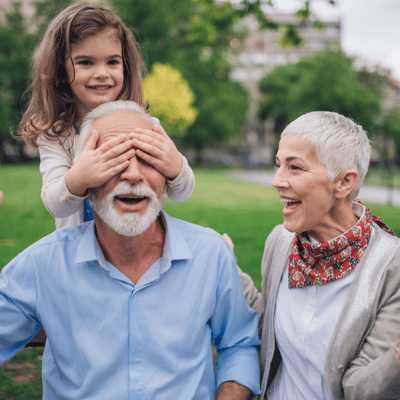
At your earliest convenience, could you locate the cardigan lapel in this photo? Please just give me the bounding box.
[260,227,294,399]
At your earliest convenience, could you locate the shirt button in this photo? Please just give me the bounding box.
[312,366,317,372]
[338,365,344,372]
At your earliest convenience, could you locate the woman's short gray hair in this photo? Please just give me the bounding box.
[281,111,371,200]
[73,100,155,163]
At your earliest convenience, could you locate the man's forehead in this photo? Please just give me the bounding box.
[90,110,154,136]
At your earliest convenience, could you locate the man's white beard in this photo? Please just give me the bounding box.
[90,182,166,237]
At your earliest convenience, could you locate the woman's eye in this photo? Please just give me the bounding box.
[290,165,302,171]
[274,163,280,169]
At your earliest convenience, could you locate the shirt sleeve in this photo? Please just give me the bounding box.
[37,134,88,218]
[237,265,264,328]
[211,241,261,396]
[0,254,41,365]
[166,154,195,202]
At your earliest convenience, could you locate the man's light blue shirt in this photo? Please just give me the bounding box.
[0,212,260,399]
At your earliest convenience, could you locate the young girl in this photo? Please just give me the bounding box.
[19,3,195,229]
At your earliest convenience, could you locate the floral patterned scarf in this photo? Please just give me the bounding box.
[288,200,395,288]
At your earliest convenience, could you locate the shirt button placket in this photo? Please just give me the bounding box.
[128,288,144,400]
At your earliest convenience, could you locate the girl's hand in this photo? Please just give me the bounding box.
[65,129,136,197]
[130,124,183,180]
[0,190,3,205]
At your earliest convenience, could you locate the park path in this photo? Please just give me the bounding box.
[224,170,400,207]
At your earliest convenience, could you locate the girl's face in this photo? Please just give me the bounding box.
[65,29,124,119]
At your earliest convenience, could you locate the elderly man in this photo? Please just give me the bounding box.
[0,101,260,400]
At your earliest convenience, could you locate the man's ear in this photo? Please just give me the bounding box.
[334,169,359,199]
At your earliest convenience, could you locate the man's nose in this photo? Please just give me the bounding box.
[119,156,144,184]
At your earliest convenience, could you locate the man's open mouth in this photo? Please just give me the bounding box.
[115,195,146,205]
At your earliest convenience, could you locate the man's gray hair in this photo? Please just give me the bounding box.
[73,100,155,163]
[281,111,371,200]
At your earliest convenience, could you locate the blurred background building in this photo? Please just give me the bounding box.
[228,13,341,165]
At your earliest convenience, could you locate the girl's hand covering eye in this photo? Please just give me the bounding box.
[65,129,136,197]
[130,124,183,180]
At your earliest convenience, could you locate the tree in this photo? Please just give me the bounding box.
[258,49,381,138]
[111,0,335,159]
[0,0,336,161]
[0,3,37,162]
[143,63,198,136]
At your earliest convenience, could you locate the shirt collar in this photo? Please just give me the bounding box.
[159,211,193,274]
[75,211,193,274]
[75,221,110,272]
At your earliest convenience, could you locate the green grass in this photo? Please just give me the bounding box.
[2,163,400,399]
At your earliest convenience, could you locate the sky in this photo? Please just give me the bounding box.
[268,0,400,80]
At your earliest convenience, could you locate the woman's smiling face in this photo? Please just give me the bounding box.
[272,134,339,241]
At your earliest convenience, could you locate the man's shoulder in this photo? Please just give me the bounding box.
[163,213,231,253]
[14,223,89,260]
[165,213,223,240]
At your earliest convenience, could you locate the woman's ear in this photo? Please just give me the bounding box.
[334,169,359,199]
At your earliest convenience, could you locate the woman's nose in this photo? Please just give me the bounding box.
[272,167,289,190]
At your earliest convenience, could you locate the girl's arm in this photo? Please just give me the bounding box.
[166,154,195,202]
[38,130,136,219]
[37,134,87,218]
[131,123,195,202]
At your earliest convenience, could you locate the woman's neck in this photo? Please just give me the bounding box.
[307,200,360,243]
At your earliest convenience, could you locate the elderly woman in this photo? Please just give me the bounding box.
[237,111,400,400]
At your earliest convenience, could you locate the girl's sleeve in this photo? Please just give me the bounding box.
[37,134,88,218]
[166,154,195,202]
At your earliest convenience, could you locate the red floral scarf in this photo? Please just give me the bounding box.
[288,200,395,288]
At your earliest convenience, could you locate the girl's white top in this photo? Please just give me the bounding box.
[37,130,195,230]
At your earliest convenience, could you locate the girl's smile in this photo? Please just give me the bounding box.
[65,29,124,119]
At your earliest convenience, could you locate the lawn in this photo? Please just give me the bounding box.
[2,163,400,399]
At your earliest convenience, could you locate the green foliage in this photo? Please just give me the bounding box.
[0,0,337,161]
[112,0,335,153]
[34,0,76,37]
[112,0,251,153]
[258,49,381,137]
[0,4,37,160]
[143,63,198,136]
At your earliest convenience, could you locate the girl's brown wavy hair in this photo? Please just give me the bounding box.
[19,3,147,148]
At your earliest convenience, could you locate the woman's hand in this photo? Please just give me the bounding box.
[65,129,136,197]
[223,233,235,250]
[130,124,183,180]
[0,190,3,205]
